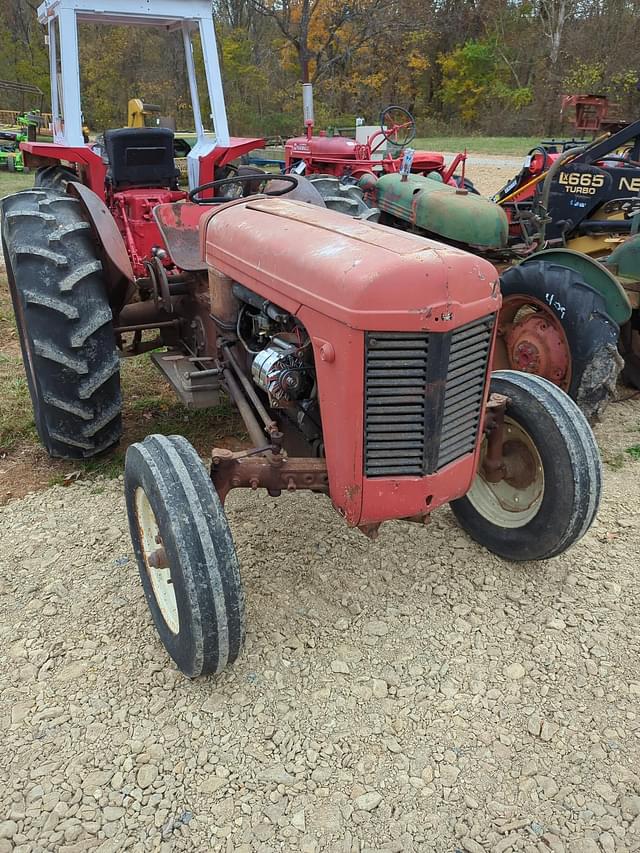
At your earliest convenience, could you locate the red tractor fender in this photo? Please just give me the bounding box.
[67,181,134,315]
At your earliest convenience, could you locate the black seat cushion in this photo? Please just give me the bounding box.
[104,127,179,190]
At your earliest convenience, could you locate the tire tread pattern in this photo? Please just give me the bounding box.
[1,187,122,458]
[451,370,602,561]
[125,435,245,677]
[500,261,622,421]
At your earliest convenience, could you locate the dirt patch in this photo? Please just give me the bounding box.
[463,161,518,197]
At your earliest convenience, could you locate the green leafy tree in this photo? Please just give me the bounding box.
[439,39,532,124]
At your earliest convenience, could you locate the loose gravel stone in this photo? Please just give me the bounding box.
[354,792,382,812]
[505,662,525,680]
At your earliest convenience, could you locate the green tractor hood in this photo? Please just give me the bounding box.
[369,173,509,250]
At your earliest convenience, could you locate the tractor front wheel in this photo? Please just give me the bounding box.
[496,260,622,420]
[1,188,122,458]
[451,371,601,561]
[125,435,245,678]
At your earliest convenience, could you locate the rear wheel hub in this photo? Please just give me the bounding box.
[497,297,572,391]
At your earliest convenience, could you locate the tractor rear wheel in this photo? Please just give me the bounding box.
[125,434,245,678]
[34,164,78,191]
[496,260,622,420]
[1,188,122,458]
[451,371,601,561]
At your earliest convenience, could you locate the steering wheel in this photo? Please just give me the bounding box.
[527,146,551,170]
[188,174,299,204]
[380,106,416,147]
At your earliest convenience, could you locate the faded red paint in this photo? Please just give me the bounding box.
[203,197,501,527]
[19,138,266,274]
[283,134,464,185]
[21,141,107,194]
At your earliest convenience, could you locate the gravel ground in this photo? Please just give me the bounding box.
[0,152,639,853]
[458,159,518,197]
[0,395,639,853]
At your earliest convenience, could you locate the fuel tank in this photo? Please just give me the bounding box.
[285,133,359,162]
[370,172,509,250]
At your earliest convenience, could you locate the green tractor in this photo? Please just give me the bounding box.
[359,122,640,420]
[0,113,41,172]
[0,128,25,172]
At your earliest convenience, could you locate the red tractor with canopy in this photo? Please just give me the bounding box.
[1,0,602,678]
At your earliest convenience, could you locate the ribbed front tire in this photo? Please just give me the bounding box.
[125,435,245,678]
[451,371,602,561]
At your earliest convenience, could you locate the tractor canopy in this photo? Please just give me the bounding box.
[35,0,251,189]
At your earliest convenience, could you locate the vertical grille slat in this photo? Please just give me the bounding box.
[364,333,428,476]
[435,317,494,471]
[364,316,494,477]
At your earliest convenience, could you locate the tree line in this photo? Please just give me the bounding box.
[1,0,638,139]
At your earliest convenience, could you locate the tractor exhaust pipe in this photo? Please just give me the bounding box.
[303,83,314,139]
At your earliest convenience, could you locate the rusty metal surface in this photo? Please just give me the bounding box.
[501,295,571,389]
[373,172,509,250]
[483,393,509,483]
[68,181,134,284]
[496,295,572,391]
[152,201,212,270]
[210,449,329,503]
[150,350,221,409]
[117,299,179,329]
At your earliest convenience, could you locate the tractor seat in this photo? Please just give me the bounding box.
[104,127,180,190]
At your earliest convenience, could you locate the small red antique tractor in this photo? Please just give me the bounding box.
[284,94,467,187]
[123,191,601,677]
[2,0,602,677]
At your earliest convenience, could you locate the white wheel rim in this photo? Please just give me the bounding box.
[466,418,544,529]
[134,487,180,634]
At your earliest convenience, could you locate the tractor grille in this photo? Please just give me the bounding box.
[364,316,494,478]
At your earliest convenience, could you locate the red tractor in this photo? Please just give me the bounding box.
[2,0,602,677]
[284,96,467,186]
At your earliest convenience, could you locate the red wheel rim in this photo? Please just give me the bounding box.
[494,295,572,391]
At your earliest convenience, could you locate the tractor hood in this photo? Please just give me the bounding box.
[370,172,509,250]
[202,197,500,333]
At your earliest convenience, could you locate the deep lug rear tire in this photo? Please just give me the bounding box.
[451,371,602,561]
[1,188,122,458]
[34,164,78,191]
[497,260,622,420]
[125,435,245,678]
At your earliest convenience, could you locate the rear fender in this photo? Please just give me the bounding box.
[603,234,640,308]
[520,248,632,325]
[67,181,134,316]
